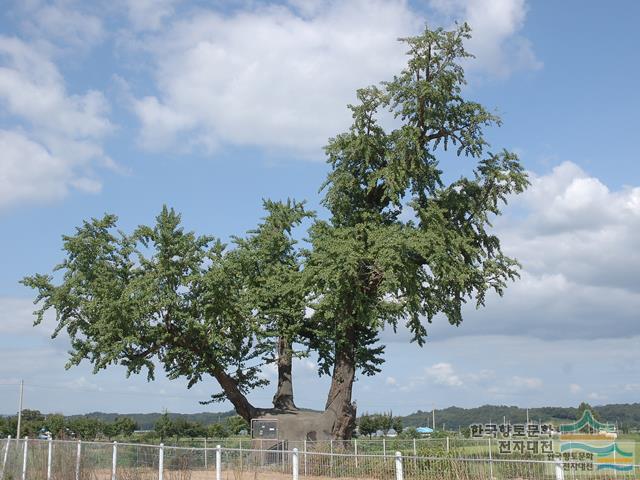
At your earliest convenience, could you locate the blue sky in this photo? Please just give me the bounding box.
[1,0,639,416]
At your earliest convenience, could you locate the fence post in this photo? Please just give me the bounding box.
[111,441,117,480]
[47,438,53,480]
[215,445,221,480]
[554,457,564,480]
[21,437,28,480]
[446,436,450,453]
[204,438,207,469]
[1,435,11,480]
[158,444,164,480]
[330,439,333,477]
[75,440,81,480]
[488,437,493,480]
[239,438,242,470]
[412,437,417,469]
[383,438,386,464]
[303,439,307,476]
[354,438,358,469]
[292,448,299,480]
[394,452,403,480]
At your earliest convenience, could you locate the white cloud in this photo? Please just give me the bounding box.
[0,297,55,336]
[21,2,105,51]
[0,131,71,207]
[132,0,538,154]
[587,392,607,402]
[511,376,543,390]
[386,376,398,386]
[0,347,63,375]
[569,383,582,394]
[122,0,179,32]
[0,36,112,209]
[61,376,103,392]
[301,359,317,372]
[429,0,542,76]
[0,36,111,137]
[425,362,464,387]
[133,0,418,154]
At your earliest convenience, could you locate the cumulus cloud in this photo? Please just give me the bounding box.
[425,362,464,387]
[511,375,543,389]
[121,0,179,32]
[132,0,417,153]
[0,36,112,209]
[20,2,105,52]
[429,0,542,77]
[504,162,640,292]
[132,0,539,154]
[587,392,607,401]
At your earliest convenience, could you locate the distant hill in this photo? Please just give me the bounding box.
[46,402,640,431]
[401,403,640,431]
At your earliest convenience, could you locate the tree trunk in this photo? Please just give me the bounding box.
[324,327,357,439]
[272,336,297,410]
[212,368,259,422]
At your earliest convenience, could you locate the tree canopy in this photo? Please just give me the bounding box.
[23,24,528,439]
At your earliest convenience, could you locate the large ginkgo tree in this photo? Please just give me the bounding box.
[23,24,528,439]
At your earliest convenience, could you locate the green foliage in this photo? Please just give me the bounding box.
[207,423,229,438]
[0,416,15,437]
[306,24,528,376]
[21,409,45,422]
[67,417,101,439]
[224,415,249,435]
[114,417,138,437]
[44,414,66,437]
[399,427,420,439]
[154,412,174,442]
[577,402,601,421]
[357,413,377,437]
[357,412,402,436]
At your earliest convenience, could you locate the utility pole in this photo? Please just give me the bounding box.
[16,380,24,439]
[432,405,435,431]
[526,408,530,425]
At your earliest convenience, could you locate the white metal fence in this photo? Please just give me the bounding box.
[1,436,638,480]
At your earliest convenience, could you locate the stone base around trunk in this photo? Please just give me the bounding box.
[252,409,343,441]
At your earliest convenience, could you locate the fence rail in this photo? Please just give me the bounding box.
[1,436,638,480]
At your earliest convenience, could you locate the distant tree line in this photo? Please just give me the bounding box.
[0,409,249,442]
[153,412,249,442]
[0,409,137,440]
[64,410,239,431]
[3,402,637,441]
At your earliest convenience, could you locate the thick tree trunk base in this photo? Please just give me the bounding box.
[251,407,356,441]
